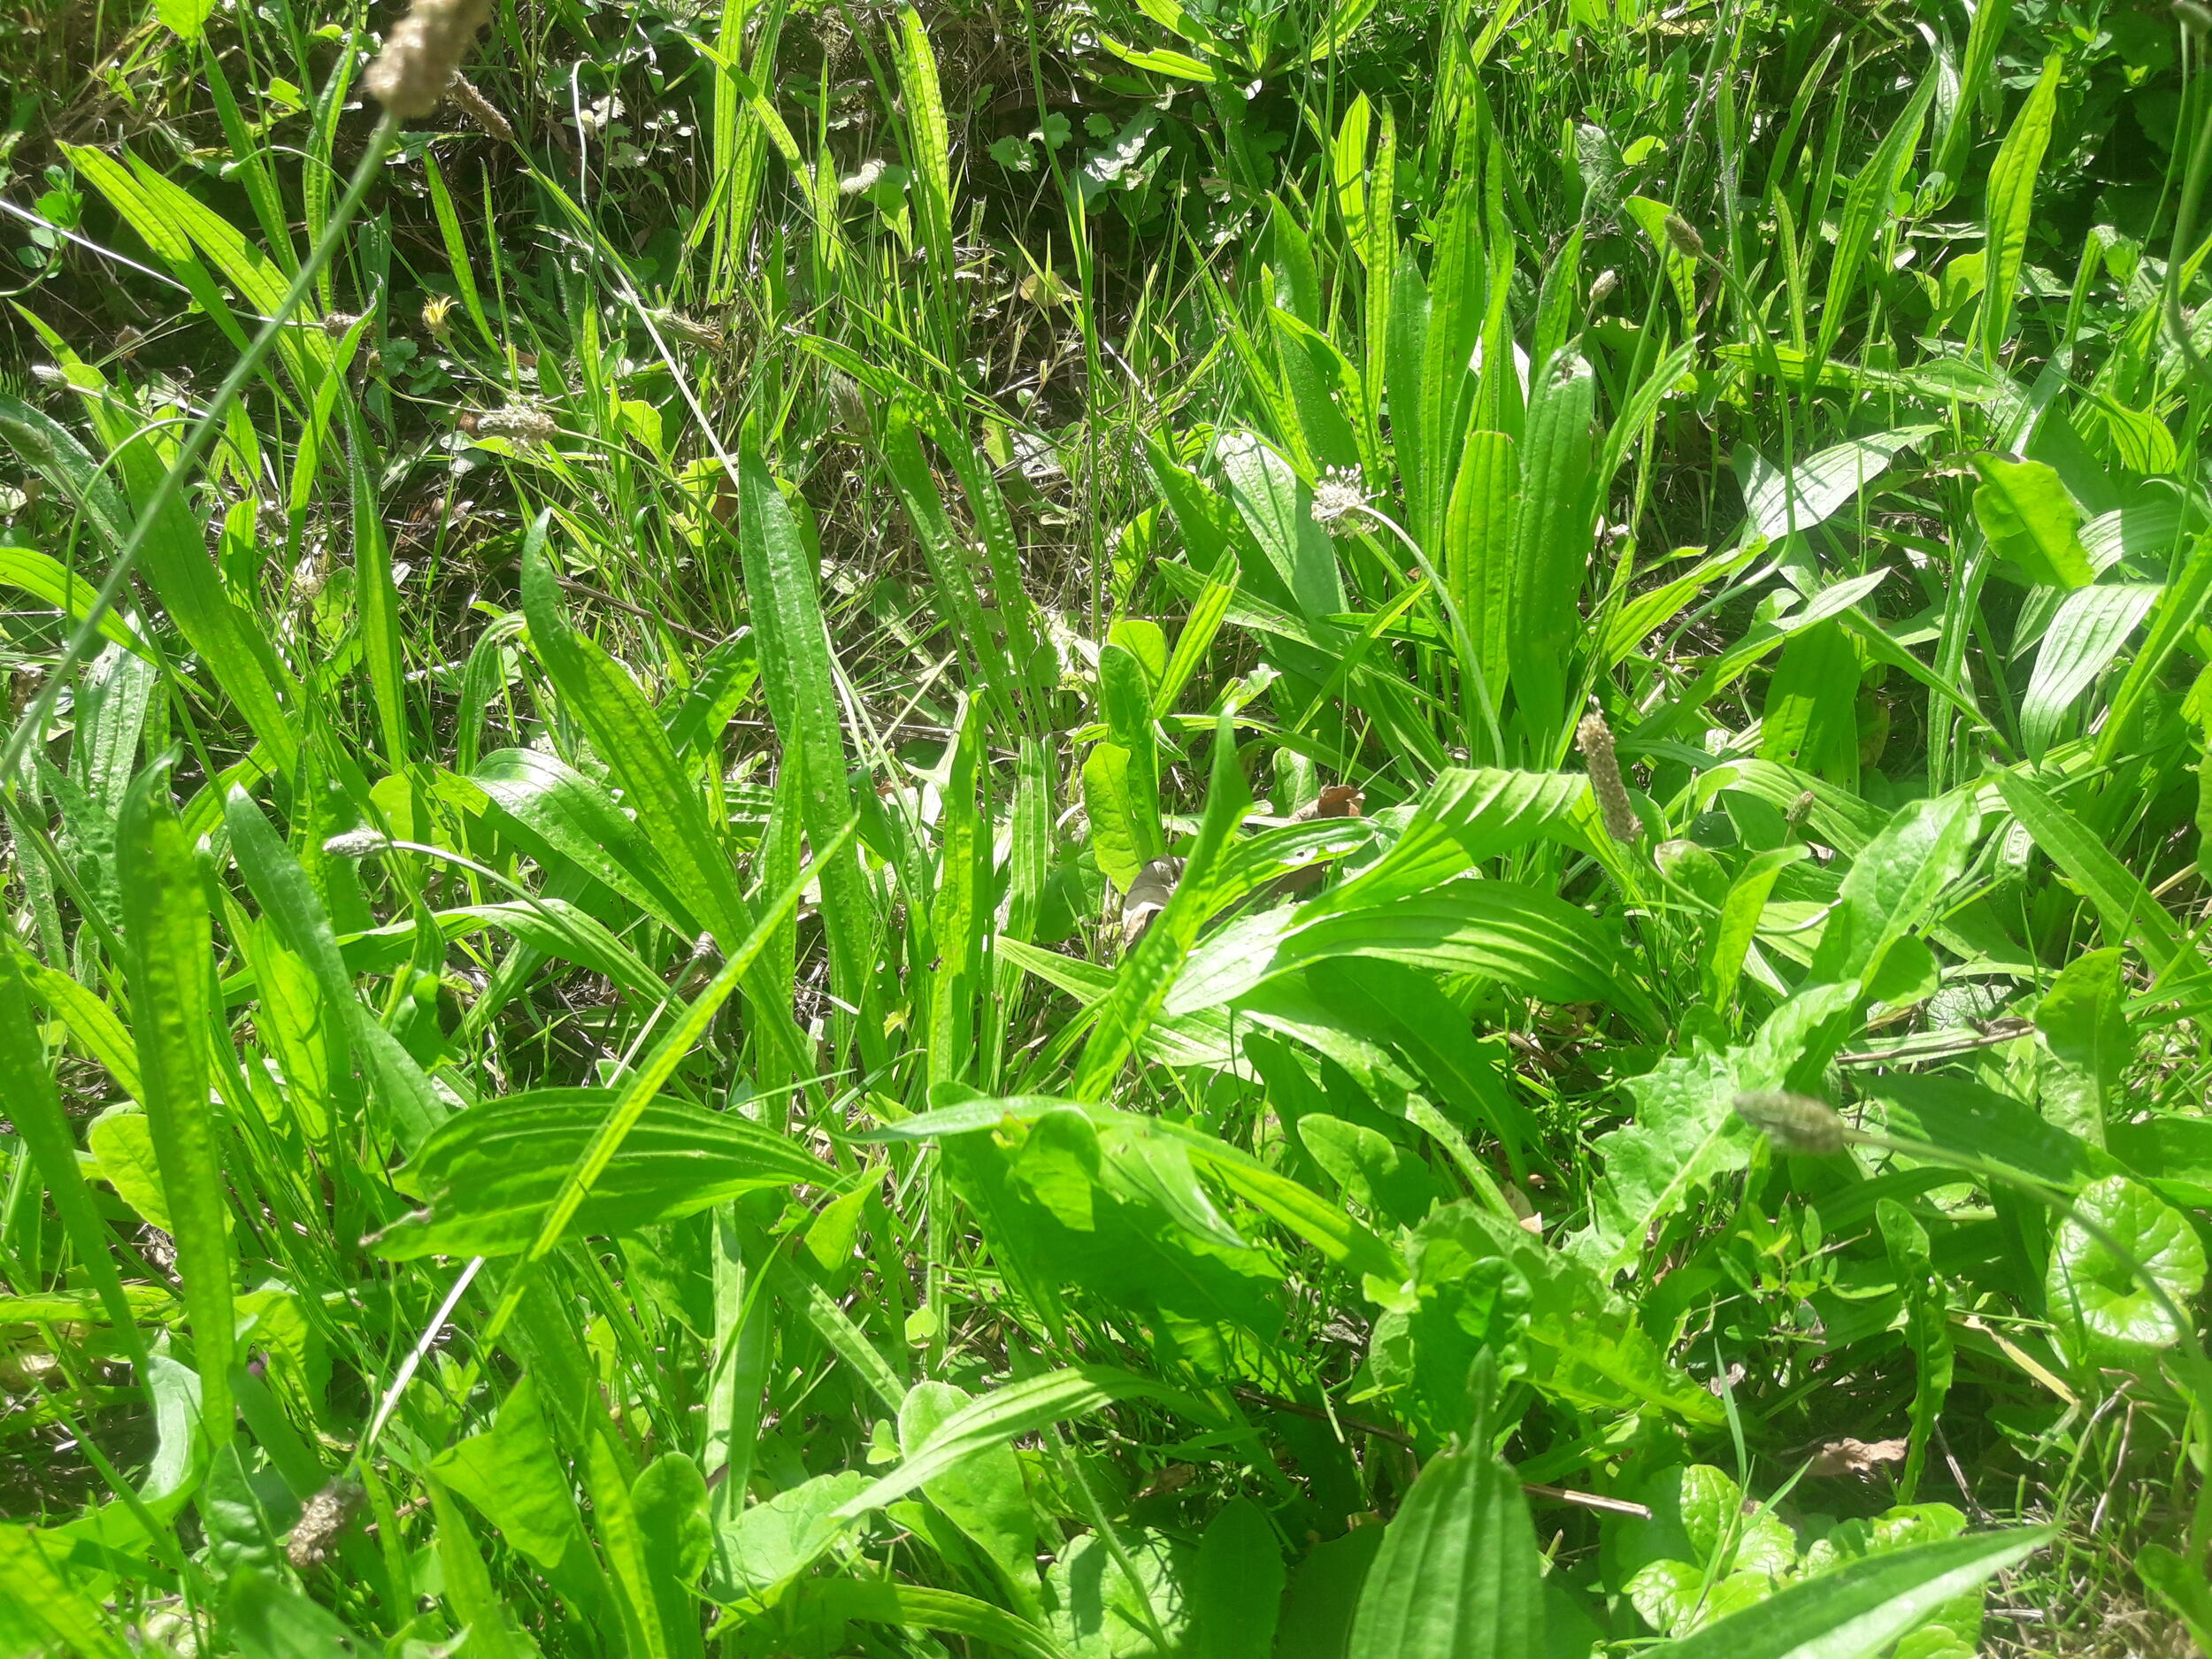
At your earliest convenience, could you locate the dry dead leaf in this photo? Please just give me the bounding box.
[1806,1437,1909,1479]
[1119,856,1186,951]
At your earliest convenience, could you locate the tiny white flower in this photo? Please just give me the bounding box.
[1309,465,1371,538]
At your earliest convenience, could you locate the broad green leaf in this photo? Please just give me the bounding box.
[1878,1200,1955,1502]
[0,1525,136,1658]
[1644,1528,2045,1659]
[472,747,692,933]
[1298,1113,1442,1227]
[893,6,955,287]
[434,1373,609,1612]
[1508,349,1596,731]
[1578,1046,1751,1278]
[0,545,151,658]
[872,1094,1399,1281]
[757,1577,1072,1659]
[837,1366,1218,1520]
[1174,880,1656,1033]
[0,953,146,1361]
[631,1453,711,1659]
[1971,457,2092,588]
[2034,947,2128,1148]
[1313,769,1590,915]
[1740,428,1935,543]
[1042,1528,1189,1658]
[3,389,298,770]
[1082,741,1155,892]
[1307,956,1543,1172]
[1869,1073,2116,1194]
[1978,55,2061,357]
[1808,794,1978,989]
[2098,527,2212,764]
[736,445,880,1070]
[2020,584,2158,758]
[1216,432,1346,621]
[899,1380,1041,1614]
[714,1471,869,1601]
[521,523,748,944]
[1347,1376,1544,1659]
[374,1088,829,1259]
[88,1107,175,1231]
[1193,1499,1283,1659]
[772,1254,907,1411]
[155,0,214,39]
[884,407,1024,726]
[227,1570,372,1658]
[2047,1175,2208,1364]
[1816,79,1935,369]
[1703,845,1807,1008]
[426,1476,536,1659]
[1442,430,1518,708]
[1075,713,1250,1096]
[2139,1543,2212,1655]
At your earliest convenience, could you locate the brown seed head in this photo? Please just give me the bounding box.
[444,70,518,145]
[365,0,493,119]
[285,1479,365,1571]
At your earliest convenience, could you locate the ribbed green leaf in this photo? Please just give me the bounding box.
[1348,1378,1542,1659]
[1443,432,1517,710]
[117,763,234,1456]
[737,444,881,1070]
[376,1088,830,1260]
[1978,56,2061,359]
[2021,583,2159,759]
[1645,1529,2045,1659]
[1508,349,1595,734]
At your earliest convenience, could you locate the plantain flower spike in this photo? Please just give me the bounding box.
[1733,1090,1848,1156]
[1663,212,1708,264]
[365,0,494,119]
[1575,711,1641,845]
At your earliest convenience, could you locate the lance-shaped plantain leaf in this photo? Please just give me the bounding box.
[373,1088,831,1259]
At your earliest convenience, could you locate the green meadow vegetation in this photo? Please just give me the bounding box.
[0,0,2209,1651]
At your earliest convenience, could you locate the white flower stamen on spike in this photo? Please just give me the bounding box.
[1310,465,1370,538]
[323,828,389,859]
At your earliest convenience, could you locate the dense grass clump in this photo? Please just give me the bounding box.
[0,0,2208,1653]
